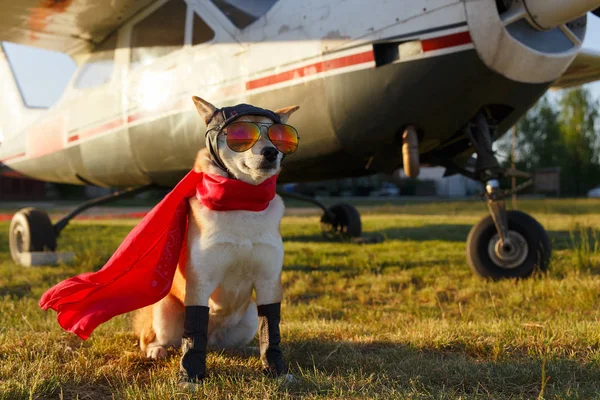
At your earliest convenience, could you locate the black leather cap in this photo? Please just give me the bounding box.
[205,104,281,173]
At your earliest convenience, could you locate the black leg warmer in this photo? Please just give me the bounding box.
[257,302,285,376]
[179,305,210,383]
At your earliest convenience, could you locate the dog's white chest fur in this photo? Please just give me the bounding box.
[190,194,284,248]
[184,195,285,310]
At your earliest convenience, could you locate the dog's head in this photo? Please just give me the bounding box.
[192,96,299,185]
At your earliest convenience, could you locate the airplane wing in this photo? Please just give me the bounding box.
[0,0,155,55]
[552,48,600,89]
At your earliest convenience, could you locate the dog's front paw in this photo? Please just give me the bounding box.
[178,378,202,391]
[146,345,168,359]
[279,373,296,384]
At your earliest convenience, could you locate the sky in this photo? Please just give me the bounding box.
[2,13,600,109]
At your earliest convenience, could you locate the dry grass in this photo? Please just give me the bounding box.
[1,199,600,399]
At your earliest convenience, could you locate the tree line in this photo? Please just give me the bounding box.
[497,87,600,196]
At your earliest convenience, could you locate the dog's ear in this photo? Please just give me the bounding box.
[192,96,217,124]
[274,105,300,124]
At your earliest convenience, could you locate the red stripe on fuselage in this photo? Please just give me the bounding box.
[421,31,472,52]
[0,152,26,162]
[75,119,124,141]
[65,31,471,144]
[246,50,375,90]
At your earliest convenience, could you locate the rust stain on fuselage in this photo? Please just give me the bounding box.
[28,0,74,40]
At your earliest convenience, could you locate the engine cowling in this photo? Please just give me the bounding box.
[465,0,594,84]
[523,0,600,30]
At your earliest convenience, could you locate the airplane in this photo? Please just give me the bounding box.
[1,0,600,279]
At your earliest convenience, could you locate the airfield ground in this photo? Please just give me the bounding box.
[1,199,600,399]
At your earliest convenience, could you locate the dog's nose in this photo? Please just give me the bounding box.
[261,147,279,162]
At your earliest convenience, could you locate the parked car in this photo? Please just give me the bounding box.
[588,186,600,198]
[370,182,400,197]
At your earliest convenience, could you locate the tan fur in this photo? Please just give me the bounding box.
[192,96,217,124]
[274,106,300,124]
[193,148,220,175]
[134,306,155,351]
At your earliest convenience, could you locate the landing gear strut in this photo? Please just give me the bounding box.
[277,191,381,243]
[9,208,57,264]
[464,113,551,279]
[9,184,155,266]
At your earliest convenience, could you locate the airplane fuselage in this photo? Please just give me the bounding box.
[0,0,588,187]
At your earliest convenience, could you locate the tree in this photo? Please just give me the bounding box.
[496,88,600,196]
[516,96,562,170]
[557,88,600,196]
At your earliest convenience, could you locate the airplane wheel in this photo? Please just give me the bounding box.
[466,210,551,279]
[320,203,362,240]
[9,208,57,264]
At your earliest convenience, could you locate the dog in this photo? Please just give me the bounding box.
[134,96,299,382]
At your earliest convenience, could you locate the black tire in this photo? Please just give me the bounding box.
[466,210,551,279]
[320,203,362,239]
[9,208,57,264]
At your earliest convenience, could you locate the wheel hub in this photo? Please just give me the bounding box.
[487,231,529,269]
[14,225,25,255]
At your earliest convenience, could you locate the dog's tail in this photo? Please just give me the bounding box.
[133,305,156,350]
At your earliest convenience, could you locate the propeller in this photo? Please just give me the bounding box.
[522,0,599,30]
[496,0,599,48]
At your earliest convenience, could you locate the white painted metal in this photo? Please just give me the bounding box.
[501,5,527,26]
[523,0,600,30]
[465,0,581,84]
[552,48,600,88]
[0,0,156,55]
[1,0,599,176]
[19,251,75,267]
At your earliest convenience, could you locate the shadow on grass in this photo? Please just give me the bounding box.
[285,223,581,252]
[0,283,32,299]
[284,260,445,276]
[0,219,587,257]
[90,338,600,398]
[284,265,357,273]
[284,224,474,243]
[283,339,600,398]
[2,337,598,399]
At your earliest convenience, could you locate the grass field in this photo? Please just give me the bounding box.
[1,199,600,399]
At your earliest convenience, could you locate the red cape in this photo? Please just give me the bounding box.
[39,170,277,340]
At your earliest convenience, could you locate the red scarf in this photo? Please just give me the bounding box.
[39,171,277,340]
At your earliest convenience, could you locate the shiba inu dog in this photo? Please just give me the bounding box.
[134,96,299,383]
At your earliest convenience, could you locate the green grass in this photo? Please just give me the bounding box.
[1,199,600,399]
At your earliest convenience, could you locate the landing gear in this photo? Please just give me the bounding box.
[320,203,362,240]
[8,184,155,266]
[9,208,57,263]
[467,210,551,279]
[276,191,379,243]
[463,112,551,279]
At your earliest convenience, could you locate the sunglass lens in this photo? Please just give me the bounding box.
[226,122,260,152]
[268,124,299,154]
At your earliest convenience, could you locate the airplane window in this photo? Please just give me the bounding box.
[192,13,215,46]
[74,33,118,89]
[210,0,278,29]
[131,0,188,68]
[1,42,75,108]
